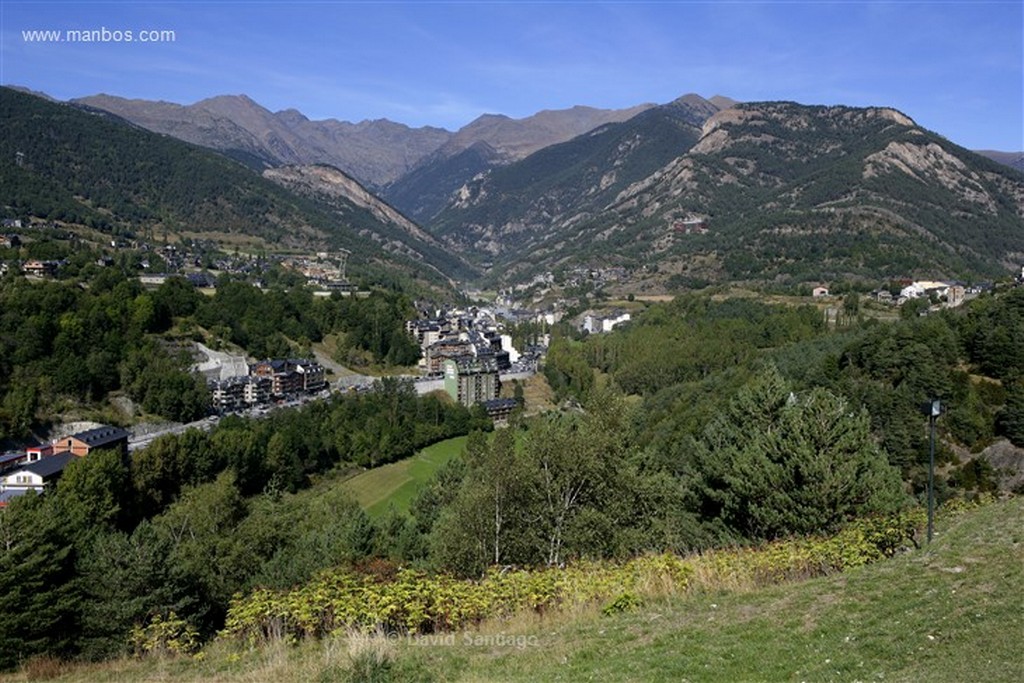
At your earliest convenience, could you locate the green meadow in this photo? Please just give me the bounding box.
[339,435,467,517]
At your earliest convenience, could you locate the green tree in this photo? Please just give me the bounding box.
[151,472,249,632]
[997,381,1024,447]
[55,448,131,536]
[686,366,906,539]
[431,429,541,574]
[0,495,81,670]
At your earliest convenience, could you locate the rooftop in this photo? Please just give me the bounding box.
[17,452,77,478]
[70,426,129,447]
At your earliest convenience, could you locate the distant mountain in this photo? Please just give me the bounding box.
[382,141,505,225]
[72,93,661,196]
[436,101,1024,289]
[975,150,1024,174]
[382,103,665,222]
[436,103,657,162]
[425,94,730,260]
[0,87,462,290]
[72,93,451,188]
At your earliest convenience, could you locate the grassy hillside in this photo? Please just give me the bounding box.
[338,435,467,517]
[5,498,1019,682]
[423,498,1022,682]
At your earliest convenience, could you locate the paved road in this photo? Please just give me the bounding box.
[128,416,219,452]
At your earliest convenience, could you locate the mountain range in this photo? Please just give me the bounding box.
[0,87,471,290]
[9,86,1024,291]
[466,101,1023,289]
[72,93,656,191]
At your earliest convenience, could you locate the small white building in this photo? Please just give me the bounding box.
[0,452,76,494]
[602,312,632,333]
[500,334,521,364]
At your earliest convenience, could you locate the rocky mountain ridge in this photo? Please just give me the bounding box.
[72,93,662,191]
[423,94,732,260]
[437,101,1024,290]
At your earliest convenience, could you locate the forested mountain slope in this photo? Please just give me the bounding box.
[0,88,459,289]
[437,101,1024,289]
[426,95,728,268]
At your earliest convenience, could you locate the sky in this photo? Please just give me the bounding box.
[1,1,1021,151]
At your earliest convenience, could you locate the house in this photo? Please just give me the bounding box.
[186,272,217,289]
[250,359,318,397]
[210,374,273,412]
[293,360,327,393]
[0,451,28,472]
[481,398,519,426]
[0,452,77,495]
[25,443,54,462]
[601,312,631,333]
[812,286,830,298]
[22,260,59,278]
[500,334,521,364]
[581,311,631,334]
[138,273,170,287]
[210,376,246,412]
[945,285,965,308]
[425,338,474,374]
[672,217,709,234]
[55,426,129,458]
[873,290,894,304]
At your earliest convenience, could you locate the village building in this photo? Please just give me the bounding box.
[250,358,325,397]
[443,357,500,407]
[0,452,77,506]
[54,426,130,458]
[581,310,632,334]
[21,259,60,278]
[481,398,519,426]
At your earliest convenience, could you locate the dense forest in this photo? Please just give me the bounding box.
[2,284,1021,670]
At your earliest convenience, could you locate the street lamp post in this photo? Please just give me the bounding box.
[926,399,942,544]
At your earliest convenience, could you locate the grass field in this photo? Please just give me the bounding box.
[338,436,467,518]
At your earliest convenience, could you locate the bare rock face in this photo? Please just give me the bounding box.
[864,141,997,213]
[75,94,661,190]
[262,165,442,247]
[960,439,1024,493]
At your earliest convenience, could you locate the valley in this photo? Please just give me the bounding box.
[0,80,1022,682]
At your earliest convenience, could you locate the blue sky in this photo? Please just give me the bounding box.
[1,1,1021,150]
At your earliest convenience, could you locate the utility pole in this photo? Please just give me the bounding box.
[926,398,942,544]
